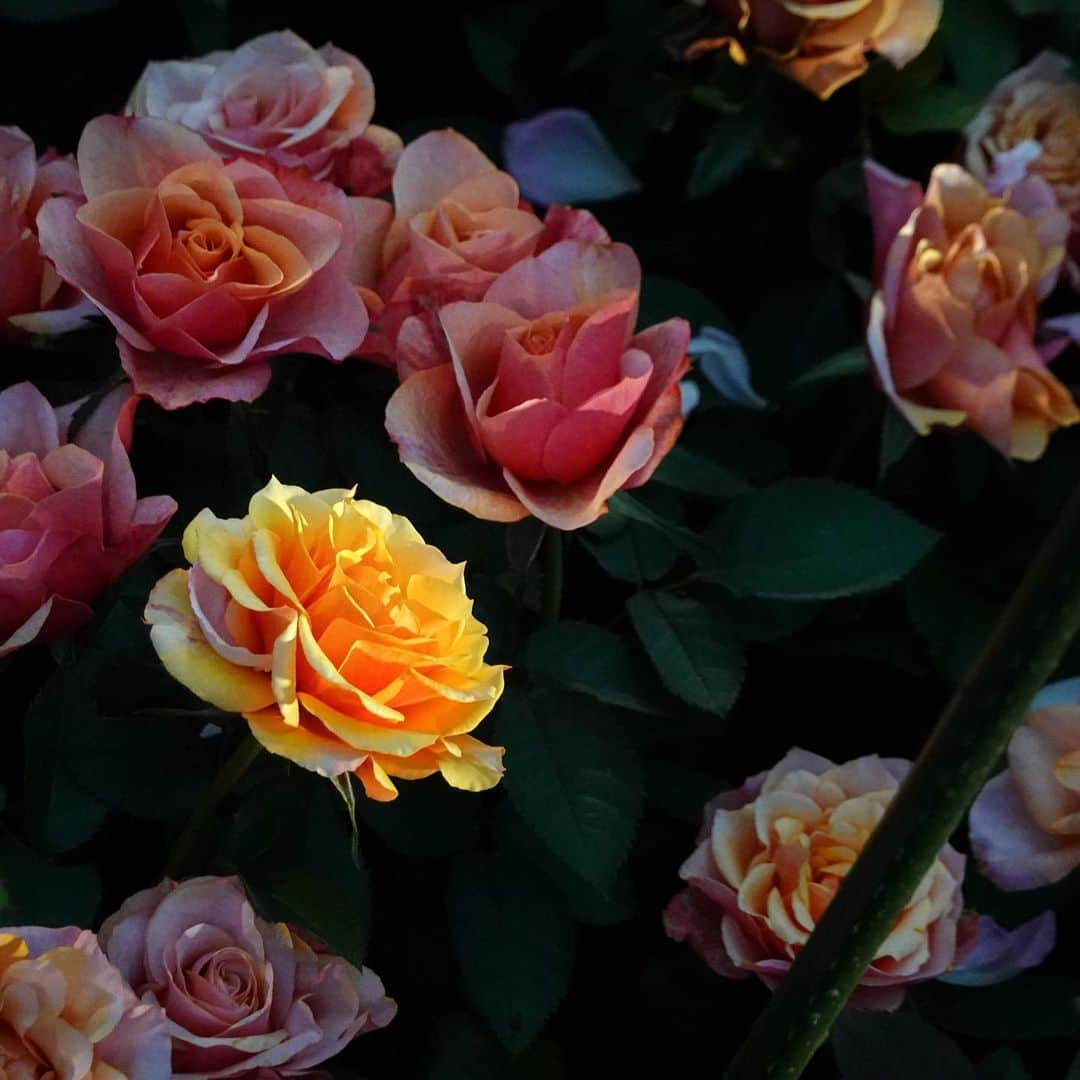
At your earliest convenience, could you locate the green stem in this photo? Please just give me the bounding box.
[164,732,262,878]
[727,481,1080,1079]
[542,528,564,625]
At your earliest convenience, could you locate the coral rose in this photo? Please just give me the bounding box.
[663,749,972,1010]
[970,679,1080,891]
[865,160,1078,460]
[0,126,93,338]
[0,926,170,1078]
[0,381,176,658]
[127,30,402,196]
[385,238,690,529]
[145,478,505,801]
[36,115,390,410]
[965,51,1080,283]
[100,876,395,1076]
[689,0,941,100]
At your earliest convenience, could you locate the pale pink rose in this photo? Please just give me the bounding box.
[99,877,396,1077]
[0,381,176,658]
[970,682,1080,891]
[127,30,403,195]
[385,238,690,529]
[36,115,390,410]
[965,51,1080,283]
[865,160,1079,461]
[0,126,94,339]
[0,926,170,1079]
[663,749,974,1011]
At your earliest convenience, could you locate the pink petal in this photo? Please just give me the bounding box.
[475,388,566,479]
[392,130,495,221]
[864,161,924,283]
[119,340,273,409]
[0,382,61,457]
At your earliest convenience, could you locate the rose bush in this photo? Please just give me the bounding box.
[100,876,395,1076]
[0,381,175,657]
[145,477,506,801]
[0,926,169,1078]
[36,115,389,409]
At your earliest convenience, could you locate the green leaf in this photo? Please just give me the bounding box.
[976,1050,1030,1080]
[687,114,760,198]
[0,829,101,927]
[880,86,982,134]
[448,852,575,1053]
[497,688,644,887]
[880,408,917,478]
[356,775,484,857]
[653,445,749,498]
[831,1011,974,1079]
[524,621,671,716]
[464,5,537,97]
[713,479,940,599]
[787,345,867,391]
[925,974,1080,1040]
[941,0,1021,93]
[626,591,744,715]
[638,275,730,332]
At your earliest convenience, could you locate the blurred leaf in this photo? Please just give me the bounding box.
[941,0,1021,93]
[724,594,823,643]
[0,828,100,927]
[40,776,108,854]
[178,0,228,52]
[639,275,730,332]
[713,479,940,599]
[921,974,1080,1040]
[654,445,749,498]
[1068,1050,1080,1080]
[831,1010,974,1079]
[497,688,644,887]
[448,852,575,1053]
[788,345,867,391]
[524,622,672,716]
[356,775,484,858]
[976,1049,1031,1079]
[464,5,537,97]
[429,1012,566,1080]
[880,408,918,478]
[627,591,744,715]
[880,86,982,133]
[689,327,768,411]
[687,113,761,198]
[0,0,116,18]
[645,760,725,824]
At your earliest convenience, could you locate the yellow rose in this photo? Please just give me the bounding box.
[145,478,506,801]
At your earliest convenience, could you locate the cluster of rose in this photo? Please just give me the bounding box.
[0,5,1078,1077]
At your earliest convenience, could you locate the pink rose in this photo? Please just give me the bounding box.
[865,160,1079,460]
[0,126,94,339]
[385,237,690,529]
[970,681,1080,890]
[127,30,402,195]
[0,381,176,658]
[36,115,391,409]
[663,749,973,1011]
[0,926,170,1078]
[99,877,396,1077]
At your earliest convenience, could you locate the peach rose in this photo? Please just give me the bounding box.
[36,115,390,410]
[100,877,394,1077]
[145,478,505,802]
[0,926,169,1078]
[965,51,1080,284]
[663,749,973,1010]
[127,30,402,196]
[865,160,1079,460]
[0,126,94,339]
[970,680,1080,891]
[688,0,942,100]
[385,238,690,529]
[0,381,176,658]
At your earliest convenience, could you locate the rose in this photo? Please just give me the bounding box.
[663,749,973,1010]
[145,477,505,801]
[965,51,1079,282]
[127,30,402,196]
[0,126,93,338]
[970,680,1080,891]
[385,238,690,530]
[36,115,391,410]
[0,926,169,1078]
[864,160,1079,460]
[0,381,176,658]
[99,876,395,1076]
[688,0,942,101]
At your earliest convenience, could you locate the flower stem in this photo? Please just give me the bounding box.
[726,481,1080,1079]
[164,732,262,878]
[541,528,564,624]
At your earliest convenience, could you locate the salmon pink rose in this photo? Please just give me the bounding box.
[127,30,402,195]
[100,876,395,1076]
[688,0,942,100]
[385,238,690,529]
[145,478,506,801]
[865,160,1079,460]
[0,381,176,658]
[0,926,170,1078]
[0,126,93,339]
[970,680,1080,891]
[36,115,389,409]
[663,749,973,1010]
